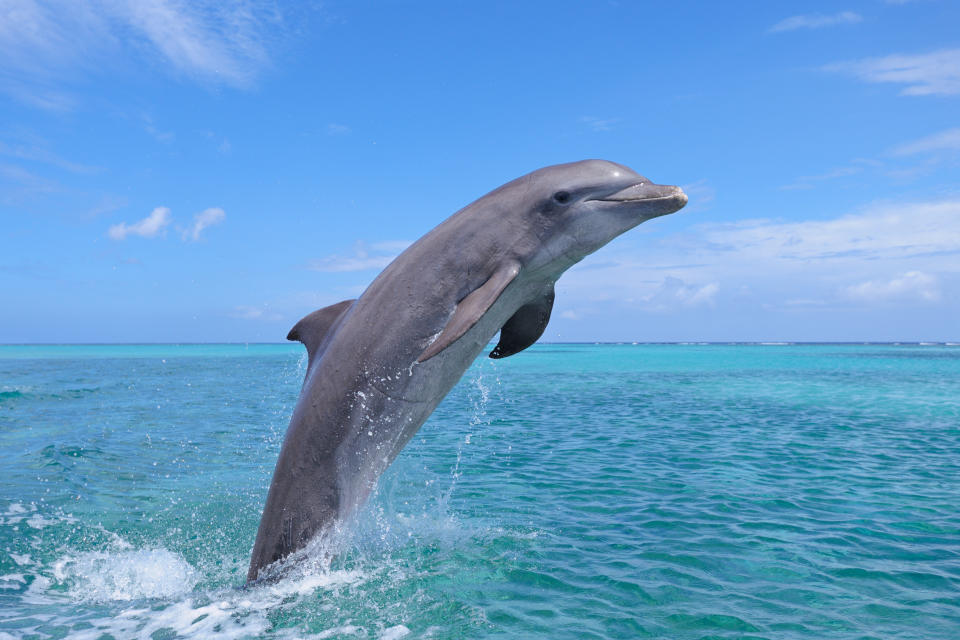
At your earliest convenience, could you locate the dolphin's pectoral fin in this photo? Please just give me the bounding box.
[287,299,356,369]
[417,261,521,363]
[489,284,555,359]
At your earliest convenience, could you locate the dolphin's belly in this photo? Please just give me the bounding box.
[319,328,485,516]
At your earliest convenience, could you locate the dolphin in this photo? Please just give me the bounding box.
[247,159,687,582]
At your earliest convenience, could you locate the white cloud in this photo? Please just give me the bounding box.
[643,277,719,311]
[181,207,225,241]
[845,271,941,302]
[0,0,281,105]
[556,199,960,315]
[689,200,960,263]
[769,11,862,33]
[893,128,960,155]
[309,240,411,272]
[117,0,275,87]
[824,48,960,96]
[107,207,171,240]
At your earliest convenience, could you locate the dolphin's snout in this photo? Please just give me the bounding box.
[675,188,688,209]
[594,181,685,204]
[591,182,687,220]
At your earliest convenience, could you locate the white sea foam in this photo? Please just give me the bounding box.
[9,553,32,565]
[20,546,370,640]
[25,514,55,529]
[314,625,364,638]
[380,624,411,639]
[52,548,198,602]
[0,573,26,589]
[2,476,477,639]
[1,502,31,524]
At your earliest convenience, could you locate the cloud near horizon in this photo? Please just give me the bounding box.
[845,271,941,303]
[555,199,960,315]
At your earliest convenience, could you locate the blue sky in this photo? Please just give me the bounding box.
[1,0,958,343]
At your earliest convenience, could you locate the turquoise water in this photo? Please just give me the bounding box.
[1,344,959,639]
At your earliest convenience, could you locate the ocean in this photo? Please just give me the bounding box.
[1,343,958,639]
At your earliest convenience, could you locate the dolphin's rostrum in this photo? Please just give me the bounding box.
[248,160,687,582]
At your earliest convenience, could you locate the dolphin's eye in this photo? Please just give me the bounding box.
[553,191,570,204]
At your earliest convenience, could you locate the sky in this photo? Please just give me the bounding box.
[1,0,958,343]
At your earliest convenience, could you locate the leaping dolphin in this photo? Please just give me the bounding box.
[248,160,687,582]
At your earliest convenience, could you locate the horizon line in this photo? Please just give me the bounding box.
[1,341,958,347]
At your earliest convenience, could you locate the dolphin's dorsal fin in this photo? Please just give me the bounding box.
[417,261,521,363]
[489,284,554,359]
[287,299,356,369]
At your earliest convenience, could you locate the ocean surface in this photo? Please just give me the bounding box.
[1,343,958,639]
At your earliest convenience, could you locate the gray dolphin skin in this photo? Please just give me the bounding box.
[247,159,687,582]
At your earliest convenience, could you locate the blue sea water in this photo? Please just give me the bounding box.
[1,343,958,639]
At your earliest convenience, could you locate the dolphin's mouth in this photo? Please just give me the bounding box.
[590,182,687,204]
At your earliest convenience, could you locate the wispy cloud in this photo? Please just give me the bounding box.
[643,277,719,312]
[557,199,960,314]
[326,123,351,136]
[824,48,960,96]
[684,201,960,263]
[769,11,862,33]
[580,116,620,132]
[308,240,411,272]
[845,271,941,302]
[0,0,283,107]
[107,206,171,240]
[117,1,276,87]
[181,207,226,241]
[892,128,960,155]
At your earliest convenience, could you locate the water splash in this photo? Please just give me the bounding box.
[52,549,198,602]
